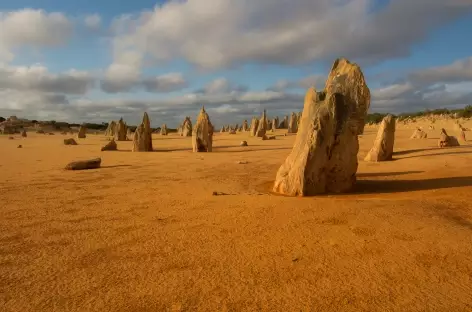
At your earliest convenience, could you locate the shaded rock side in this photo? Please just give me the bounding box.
[142,112,153,151]
[271,117,279,132]
[192,107,214,152]
[114,118,128,141]
[77,125,87,138]
[287,112,298,133]
[324,58,371,135]
[64,138,78,145]
[160,124,168,135]
[242,120,249,131]
[364,114,396,162]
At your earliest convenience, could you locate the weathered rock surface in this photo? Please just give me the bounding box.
[65,158,101,170]
[181,117,192,137]
[240,141,248,146]
[273,58,370,196]
[242,120,249,131]
[101,139,118,151]
[262,135,276,140]
[21,130,27,137]
[256,110,268,137]
[325,58,371,135]
[160,124,168,135]
[249,117,259,137]
[438,129,460,147]
[287,112,298,133]
[271,117,279,132]
[460,129,466,141]
[64,138,78,145]
[364,115,396,162]
[77,125,87,138]
[192,107,214,152]
[105,120,117,137]
[114,118,127,141]
[132,112,153,152]
[279,116,288,129]
[410,128,427,139]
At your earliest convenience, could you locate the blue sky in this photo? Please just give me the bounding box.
[0,0,472,126]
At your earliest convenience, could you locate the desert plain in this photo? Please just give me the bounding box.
[1,119,472,312]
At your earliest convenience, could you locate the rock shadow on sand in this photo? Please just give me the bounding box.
[355,176,472,194]
[393,145,472,156]
[258,174,472,197]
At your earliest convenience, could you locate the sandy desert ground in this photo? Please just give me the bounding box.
[1,120,472,312]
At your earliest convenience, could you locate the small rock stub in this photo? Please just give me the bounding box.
[101,139,118,151]
[438,129,460,147]
[77,125,87,138]
[65,158,101,170]
[410,128,427,139]
[64,138,78,145]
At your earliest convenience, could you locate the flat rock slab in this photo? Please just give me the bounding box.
[65,158,101,170]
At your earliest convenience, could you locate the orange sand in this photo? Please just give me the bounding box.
[1,122,472,311]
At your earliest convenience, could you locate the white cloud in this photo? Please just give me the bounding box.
[409,56,472,85]
[199,77,247,94]
[84,14,101,30]
[142,72,188,92]
[269,75,325,91]
[0,64,95,94]
[0,9,73,62]
[109,0,472,70]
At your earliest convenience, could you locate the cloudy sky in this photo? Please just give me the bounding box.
[0,0,472,127]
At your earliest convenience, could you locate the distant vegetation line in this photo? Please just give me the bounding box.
[365,105,472,124]
[1,105,471,129]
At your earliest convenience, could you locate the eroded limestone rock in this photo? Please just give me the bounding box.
[249,117,259,137]
[256,110,268,137]
[114,118,127,141]
[438,129,460,147]
[410,128,427,139]
[101,139,117,151]
[364,115,396,162]
[105,121,117,137]
[65,158,101,170]
[273,58,370,196]
[192,107,214,152]
[181,117,192,137]
[287,112,298,134]
[132,112,153,152]
[242,120,249,131]
[64,138,78,145]
[160,124,168,135]
[77,125,87,138]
